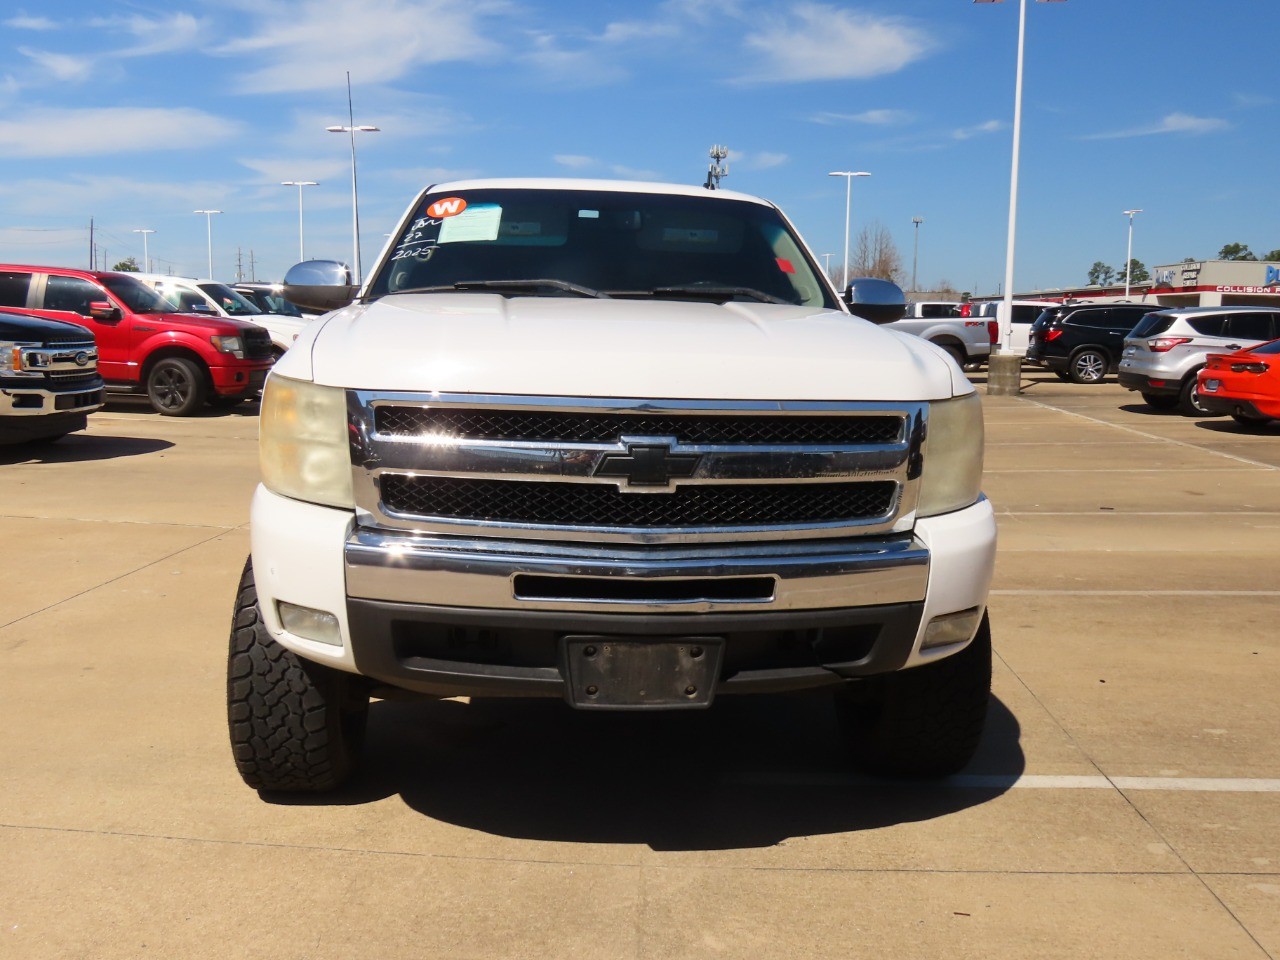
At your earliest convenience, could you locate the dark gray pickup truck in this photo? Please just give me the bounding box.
[1,310,105,444]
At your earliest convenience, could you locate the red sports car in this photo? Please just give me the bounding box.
[1197,338,1280,426]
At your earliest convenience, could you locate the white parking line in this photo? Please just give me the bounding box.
[991,589,1280,597]
[1019,399,1280,471]
[734,773,1280,792]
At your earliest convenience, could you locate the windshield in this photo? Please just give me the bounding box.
[1130,312,1175,338]
[198,283,262,317]
[101,273,180,314]
[366,187,837,309]
[238,288,303,317]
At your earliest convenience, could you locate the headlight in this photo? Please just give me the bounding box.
[210,335,244,358]
[1,341,43,377]
[917,393,984,517]
[259,375,354,508]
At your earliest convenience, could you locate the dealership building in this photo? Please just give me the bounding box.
[976,260,1280,309]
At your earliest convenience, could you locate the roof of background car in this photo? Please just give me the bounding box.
[417,178,775,208]
[1151,305,1278,315]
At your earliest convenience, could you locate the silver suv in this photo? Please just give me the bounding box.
[1118,306,1280,415]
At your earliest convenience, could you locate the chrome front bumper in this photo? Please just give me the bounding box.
[345,529,930,615]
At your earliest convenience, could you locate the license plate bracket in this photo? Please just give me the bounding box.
[562,636,724,710]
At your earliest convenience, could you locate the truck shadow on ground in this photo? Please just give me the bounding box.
[268,692,1024,851]
[0,433,173,464]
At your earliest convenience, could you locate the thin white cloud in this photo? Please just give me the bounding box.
[519,31,630,86]
[223,0,509,94]
[1080,112,1229,140]
[728,149,788,171]
[609,164,664,181]
[238,157,352,184]
[102,13,207,58]
[737,3,937,83]
[5,14,58,30]
[952,119,1004,140]
[0,174,232,218]
[597,19,681,43]
[810,109,912,126]
[0,108,242,158]
[18,46,93,82]
[554,154,597,169]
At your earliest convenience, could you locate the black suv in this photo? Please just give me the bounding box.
[1026,302,1162,383]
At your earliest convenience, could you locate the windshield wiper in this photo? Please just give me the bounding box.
[396,279,610,299]
[638,285,792,305]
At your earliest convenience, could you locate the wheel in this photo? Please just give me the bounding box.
[1140,392,1178,410]
[1177,373,1213,417]
[146,357,208,416]
[1230,412,1272,429]
[1067,348,1108,384]
[833,613,991,777]
[227,557,369,792]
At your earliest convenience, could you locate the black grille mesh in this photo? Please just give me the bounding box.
[244,328,273,359]
[374,407,903,445]
[380,475,897,528]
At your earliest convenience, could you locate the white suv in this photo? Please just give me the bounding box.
[1118,306,1280,415]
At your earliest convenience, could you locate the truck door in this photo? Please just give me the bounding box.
[36,275,131,382]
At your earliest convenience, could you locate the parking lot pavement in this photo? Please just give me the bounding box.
[2,385,1277,959]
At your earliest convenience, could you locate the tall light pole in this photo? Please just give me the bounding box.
[133,228,155,273]
[975,0,1067,352]
[1123,208,1143,297]
[193,210,222,278]
[281,181,318,262]
[828,171,871,291]
[911,217,925,295]
[327,73,379,285]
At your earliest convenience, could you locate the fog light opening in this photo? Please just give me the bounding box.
[921,607,983,651]
[277,601,343,647]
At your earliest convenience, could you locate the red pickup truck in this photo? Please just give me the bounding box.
[0,264,274,415]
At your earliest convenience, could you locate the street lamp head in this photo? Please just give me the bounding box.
[1124,208,1144,217]
[828,171,871,178]
[282,181,318,187]
[193,209,222,215]
[912,216,925,225]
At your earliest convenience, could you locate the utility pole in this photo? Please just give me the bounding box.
[249,250,258,282]
[89,218,95,269]
[911,217,924,295]
[236,247,244,282]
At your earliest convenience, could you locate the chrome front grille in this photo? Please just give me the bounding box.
[349,392,927,544]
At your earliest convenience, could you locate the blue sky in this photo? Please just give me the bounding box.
[1,0,1275,295]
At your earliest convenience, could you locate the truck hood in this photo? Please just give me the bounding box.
[287,294,966,401]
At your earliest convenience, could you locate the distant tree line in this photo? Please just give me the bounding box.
[1087,243,1280,286]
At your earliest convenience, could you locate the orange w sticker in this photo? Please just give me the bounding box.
[426,197,468,219]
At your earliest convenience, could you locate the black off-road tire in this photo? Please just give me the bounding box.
[227,557,369,792]
[834,613,992,777]
[146,357,208,416]
[1140,392,1178,410]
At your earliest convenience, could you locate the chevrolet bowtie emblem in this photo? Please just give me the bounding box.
[595,442,700,490]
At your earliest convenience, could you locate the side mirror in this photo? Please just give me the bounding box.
[843,277,907,325]
[282,260,358,313]
[88,301,121,322]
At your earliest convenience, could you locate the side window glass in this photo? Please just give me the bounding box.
[1225,313,1272,341]
[1187,315,1226,337]
[0,271,32,308]
[42,275,101,315]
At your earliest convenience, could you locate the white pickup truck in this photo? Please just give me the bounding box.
[881,301,996,368]
[227,179,996,792]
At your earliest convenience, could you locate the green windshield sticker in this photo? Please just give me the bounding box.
[438,204,502,244]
